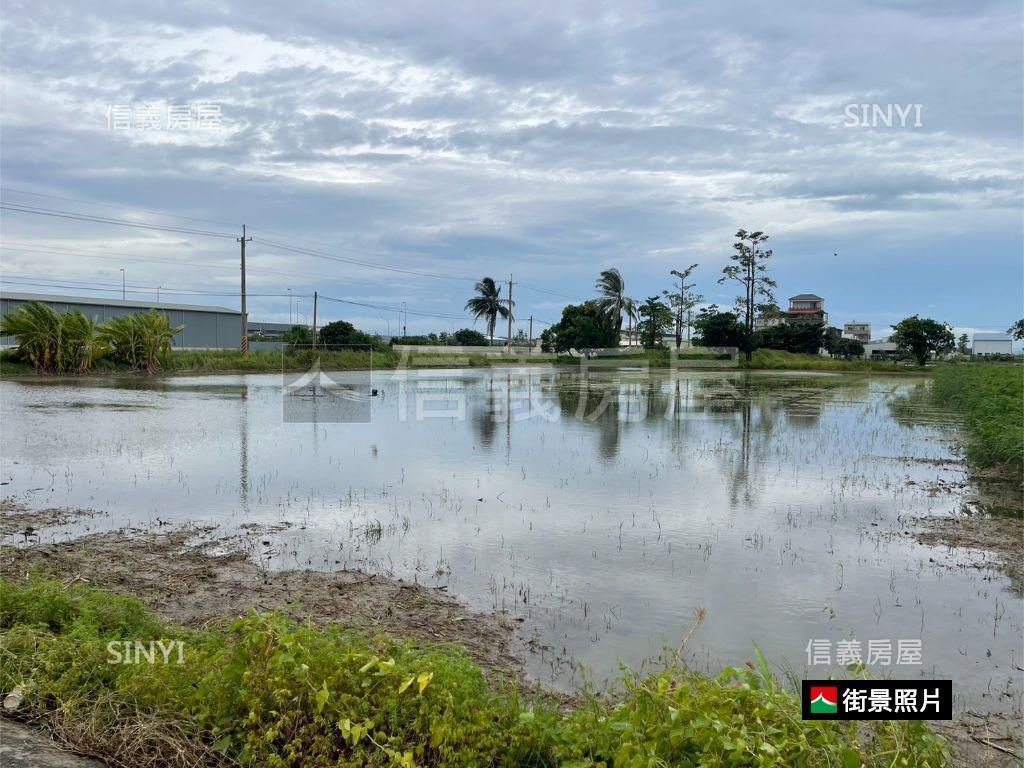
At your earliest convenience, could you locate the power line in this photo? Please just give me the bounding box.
[318,293,470,321]
[0,203,237,238]
[517,281,586,301]
[1,194,593,321]
[0,243,417,291]
[0,276,298,299]
[0,187,241,228]
[252,237,479,282]
[2,196,591,299]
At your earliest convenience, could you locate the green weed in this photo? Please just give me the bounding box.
[0,578,950,767]
[741,349,915,373]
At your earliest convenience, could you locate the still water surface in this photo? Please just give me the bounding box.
[1,368,1020,712]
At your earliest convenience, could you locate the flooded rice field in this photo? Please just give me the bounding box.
[1,368,1020,713]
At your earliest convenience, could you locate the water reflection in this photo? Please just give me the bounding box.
[1,368,1018,710]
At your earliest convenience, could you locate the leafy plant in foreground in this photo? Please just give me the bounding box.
[0,578,951,768]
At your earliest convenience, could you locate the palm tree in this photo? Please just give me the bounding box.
[595,268,627,341]
[623,297,639,347]
[465,277,513,345]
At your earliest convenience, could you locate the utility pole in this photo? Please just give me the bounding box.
[528,315,533,353]
[312,291,318,349]
[506,274,514,353]
[120,268,125,301]
[686,309,692,347]
[402,301,407,337]
[287,288,292,325]
[156,286,161,302]
[237,224,251,357]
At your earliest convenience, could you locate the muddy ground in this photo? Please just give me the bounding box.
[1,501,1021,768]
[0,502,527,682]
[910,466,1024,592]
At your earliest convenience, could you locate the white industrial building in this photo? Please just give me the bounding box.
[972,333,1013,356]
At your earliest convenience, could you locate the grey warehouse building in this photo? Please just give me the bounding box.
[0,292,243,349]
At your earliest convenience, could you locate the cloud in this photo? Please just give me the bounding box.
[0,0,1020,335]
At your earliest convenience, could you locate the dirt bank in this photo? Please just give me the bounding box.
[907,470,1024,592]
[0,502,527,682]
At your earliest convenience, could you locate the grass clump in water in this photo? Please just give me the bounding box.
[0,577,950,767]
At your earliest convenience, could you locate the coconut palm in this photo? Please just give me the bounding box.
[464,277,513,345]
[594,268,627,338]
[623,297,639,347]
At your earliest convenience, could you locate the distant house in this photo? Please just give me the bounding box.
[972,333,1013,356]
[785,294,828,325]
[842,321,871,342]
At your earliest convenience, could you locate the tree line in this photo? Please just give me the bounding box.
[521,229,974,365]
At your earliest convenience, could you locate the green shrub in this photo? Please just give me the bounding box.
[1,303,185,375]
[100,310,183,373]
[0,301,106,374]
[0,578,950,768]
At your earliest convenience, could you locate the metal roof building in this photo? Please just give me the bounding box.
[0,291,243,349]
[972,332,1013,356]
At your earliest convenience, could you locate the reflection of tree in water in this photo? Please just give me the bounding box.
[540,375,693,459]
[552,379,623,459]
[472,378,499,448]
[691,375,855,506]
[536,373,862,494]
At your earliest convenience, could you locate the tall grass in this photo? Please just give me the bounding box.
[932,363,1023,475]
[742,349,914,372]
[0,577,949,768]
[162,348,397,373]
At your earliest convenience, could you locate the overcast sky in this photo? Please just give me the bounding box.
[1,0,1021,339]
